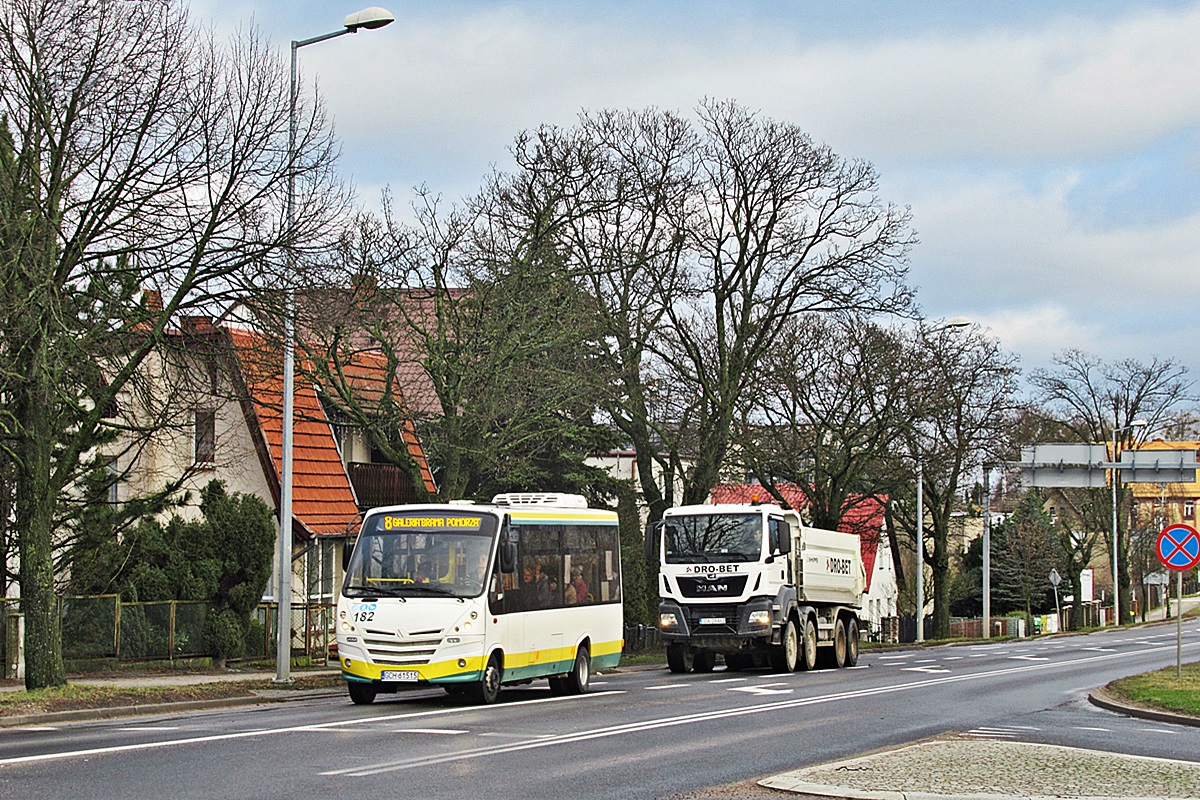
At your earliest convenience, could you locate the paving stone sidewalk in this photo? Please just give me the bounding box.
[759,737,1200,800]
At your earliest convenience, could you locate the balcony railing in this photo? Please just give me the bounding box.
[348,462,422,509]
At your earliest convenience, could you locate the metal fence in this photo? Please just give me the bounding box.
[53,595,335,666]
[622,623,662,654]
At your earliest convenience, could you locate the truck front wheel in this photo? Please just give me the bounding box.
[666,643,694,673]
[770,618,800,672]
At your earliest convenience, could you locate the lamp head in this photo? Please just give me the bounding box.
[942,316,972,329]
[344,7,395,31]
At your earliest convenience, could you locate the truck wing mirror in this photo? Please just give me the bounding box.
[644,520,663,564]
[777,522,792,555]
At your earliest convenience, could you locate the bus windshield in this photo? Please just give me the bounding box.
[343,511,499,599]
[663,513,763,563]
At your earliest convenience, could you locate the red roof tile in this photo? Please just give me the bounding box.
[229,329,362,537]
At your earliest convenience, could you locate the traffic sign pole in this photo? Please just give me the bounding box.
[1155,523,1199,680]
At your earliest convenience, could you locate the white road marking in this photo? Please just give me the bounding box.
[9,727,59,732]
[1008,655,1049,661]
[877,655,910,661]
[116,726,181,732]
[394,728,467,735]
[478,732,556,740]
[646,684,689,691]
[0,691,625,768]
[710,677,747,683]
[846,665,869,670]
[728,684,793,697]
[1073,726,1112,732]
[902,666,950,674]
[1138,728,1181,735]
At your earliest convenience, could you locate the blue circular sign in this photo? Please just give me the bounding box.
[1157,524,1200,571]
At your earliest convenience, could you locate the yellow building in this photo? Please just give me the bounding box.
[1126,440,1200,530]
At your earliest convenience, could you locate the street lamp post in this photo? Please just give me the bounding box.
[913,316,971,644]
[1109,419,1147,629]
[276,6,394,686]
[916,459,925,642]
[982,463,991,639]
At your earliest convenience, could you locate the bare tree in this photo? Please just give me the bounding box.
[892,322,1020,639]
[1029,349,1194,623]
[734,312,911,534]
[500,101,915,523]
[0,0,350,688]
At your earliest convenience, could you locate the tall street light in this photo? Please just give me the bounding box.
[982,462,992,639]
[915,316,971,643]
[1109,418,1147,629]
[277,6,394,685]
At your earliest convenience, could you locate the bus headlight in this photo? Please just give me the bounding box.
[748,610,771,627]
[659,612,679,630]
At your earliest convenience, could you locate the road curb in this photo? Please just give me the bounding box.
[1088,686,1200,729]
[0,689,343,729]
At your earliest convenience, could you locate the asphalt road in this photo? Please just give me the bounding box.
[1,622,1198,800]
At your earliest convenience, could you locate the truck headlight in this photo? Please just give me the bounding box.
[659,612,679,630]
[748,610,771,627]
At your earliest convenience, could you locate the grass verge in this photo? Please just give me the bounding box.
[0,672,343,718]
[1105,660,1200,718]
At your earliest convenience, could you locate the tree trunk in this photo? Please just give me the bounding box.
[16,378,66,689]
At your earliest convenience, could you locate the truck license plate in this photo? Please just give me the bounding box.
[381,670,419,682]
[699,617,726,625]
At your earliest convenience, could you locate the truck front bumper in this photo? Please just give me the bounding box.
[657,598,774,647]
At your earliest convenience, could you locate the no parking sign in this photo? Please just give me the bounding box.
[1156,524,1200,571]
[1155,523,1197,679]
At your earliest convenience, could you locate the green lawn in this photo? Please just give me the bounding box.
[1105,661,1200,717]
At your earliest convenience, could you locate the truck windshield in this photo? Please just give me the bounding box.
[663,513,762,563]
[342,511,499,599]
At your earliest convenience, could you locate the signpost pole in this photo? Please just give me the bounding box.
[1177,569,1183,680]
[1155,523,1200,682]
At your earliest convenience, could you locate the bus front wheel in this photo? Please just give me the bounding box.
[347,682,376,705]
[469,654,503,704]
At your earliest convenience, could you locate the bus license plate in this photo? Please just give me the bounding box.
[381,670,419,682]
[699,617,726,625]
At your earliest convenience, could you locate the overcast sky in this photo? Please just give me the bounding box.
[196,1,1200,390]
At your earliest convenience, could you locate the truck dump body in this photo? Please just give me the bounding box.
[795,525,865,607]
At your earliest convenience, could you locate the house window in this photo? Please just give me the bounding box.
[194,410,216,466]
[1186,500,1195,520]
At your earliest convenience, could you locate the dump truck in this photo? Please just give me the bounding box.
[647,500,865,673]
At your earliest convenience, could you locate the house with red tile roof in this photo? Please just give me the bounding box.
[710,483,899,641]
[110,319,436,605]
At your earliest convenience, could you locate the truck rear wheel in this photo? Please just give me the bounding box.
[831,618,848,668]
[666,643,694,673]
[798,616,818,671]
[770,618,800,672]
[845,618,859,667]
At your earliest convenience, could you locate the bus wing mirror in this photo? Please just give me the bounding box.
[644,520,663,564]
[342,537,356,571]
[499,520,517,574]
[499,541,517,574]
